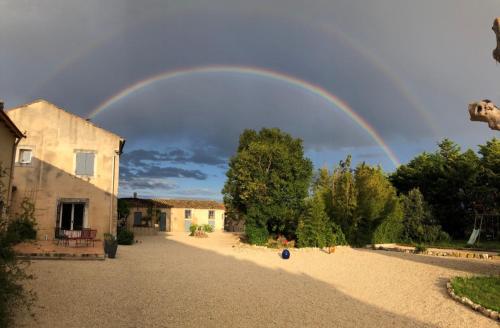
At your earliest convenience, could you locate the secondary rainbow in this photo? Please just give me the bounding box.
[88,65,401,168]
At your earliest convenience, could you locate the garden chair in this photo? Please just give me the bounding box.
[80,228,97,247]
[54,227,69,246]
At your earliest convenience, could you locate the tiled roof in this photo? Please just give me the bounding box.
[120,198,172,208]
[152,199,225,210]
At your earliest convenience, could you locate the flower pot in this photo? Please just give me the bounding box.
[107,242,118,258]
[104,239,112,254]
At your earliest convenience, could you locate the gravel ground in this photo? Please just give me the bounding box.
[15,232,500,328]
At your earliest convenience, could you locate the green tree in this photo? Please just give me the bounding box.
[296,194,329,248]
[222,128,313,244]
[331,156,357,240]
[352,163,403,245]
[390,138,481,238]
[400,188,443,243]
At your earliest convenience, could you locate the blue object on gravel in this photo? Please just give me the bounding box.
[282,249,290,259]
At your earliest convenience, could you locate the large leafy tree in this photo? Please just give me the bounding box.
[390,138,482,238]
[222,128,313,244]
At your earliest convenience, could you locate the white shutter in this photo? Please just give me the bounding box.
[85,153,95,176]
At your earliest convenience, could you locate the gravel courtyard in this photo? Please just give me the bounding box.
[16,232,500,328]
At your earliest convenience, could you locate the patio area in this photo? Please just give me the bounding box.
[13,240,105,260]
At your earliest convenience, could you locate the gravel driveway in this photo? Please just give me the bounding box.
[15,232,500,327]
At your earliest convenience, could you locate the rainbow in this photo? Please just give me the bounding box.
[88,65,401,168]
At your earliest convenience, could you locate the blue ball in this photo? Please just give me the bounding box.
[282,249,290,259]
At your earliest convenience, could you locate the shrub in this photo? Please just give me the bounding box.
[245,224,269,245]
[267,236,295,249]
[415,244,427,253]
[5,218,37,244]
[0,165,35,327]
[325,222,348,247]
[103,232,115,241]
[193,229,208,238]
[189,224,198,236]
[202,224,214,233]
[438,231,451,242]
[117,229,134,245]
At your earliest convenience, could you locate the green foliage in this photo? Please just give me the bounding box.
[390,138,500,239]
[202,224,214,233]
[117,229,134,245]
[400,188,445,243]
[451,276,500,312]
[245,224,269,245]
[189,224,198,236]
[5,198,37,244]
[331,156,357,239]
[267,236,295,249]
[349,163,403,246]
[223,128,312,243]
[414,244,427,253]
[296,195,329,248]
[0,164,35,327]
[103,233,116,242]
[117,199,130,220]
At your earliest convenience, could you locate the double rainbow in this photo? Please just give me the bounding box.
[88,65,401,168]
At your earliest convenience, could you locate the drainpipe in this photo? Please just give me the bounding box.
[6,136,21,213]
[109,154,116,236]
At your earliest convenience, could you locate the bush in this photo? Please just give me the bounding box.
[438,231,451,242]
[202,224,214,233]
[189,224,198,236]
[245,224,269,245]
[267,235,295,249]
[6,218,37,244]
[193,229,208,238]
[117,229,134,245]
[415,244,427,253]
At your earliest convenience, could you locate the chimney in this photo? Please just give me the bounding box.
[133,192,137,199]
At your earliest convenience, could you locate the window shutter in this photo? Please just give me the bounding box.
[19,149,32,163]
[76,153,86,175]
[85,153,95,176]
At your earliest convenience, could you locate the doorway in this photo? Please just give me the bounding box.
[58,202,87,230]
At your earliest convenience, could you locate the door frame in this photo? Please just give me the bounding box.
[57,198,89,231]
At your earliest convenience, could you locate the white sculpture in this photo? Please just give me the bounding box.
[493,17,500,64]
[468,18,500,131]
[468,100,500,131]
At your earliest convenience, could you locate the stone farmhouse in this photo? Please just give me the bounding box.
[6,100,125,240]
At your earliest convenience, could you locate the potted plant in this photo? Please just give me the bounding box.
[103,233,118,258]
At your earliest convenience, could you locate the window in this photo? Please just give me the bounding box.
[208,210,215,219]
[59,202,86,230]
[18,149,32,164]
[185,209,192,219]
[75,152,95,176]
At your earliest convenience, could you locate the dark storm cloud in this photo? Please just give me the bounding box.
[10,2,438,156]
[2,0,500,173]
[121,148,226,167]
[130,165,207,180]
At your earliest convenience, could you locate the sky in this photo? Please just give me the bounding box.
[1,0,499,200]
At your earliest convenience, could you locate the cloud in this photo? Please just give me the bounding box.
[120,177,178,190]
[121,148,226,167]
